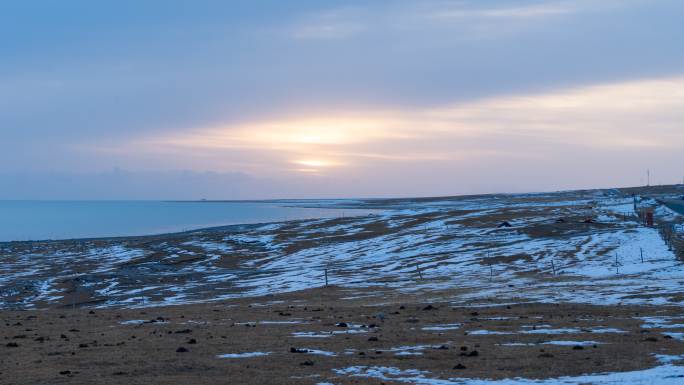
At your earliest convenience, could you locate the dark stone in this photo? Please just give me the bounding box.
[176,347,188,353]
[368,337,379,342]
[336,322,348,328]
[300,360,314,366]
[453,364,467,370]
[187,338,197,344]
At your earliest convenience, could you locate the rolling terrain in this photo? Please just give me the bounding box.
[2,186,684,384]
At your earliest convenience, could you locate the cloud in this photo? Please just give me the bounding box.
[94,75,684,183]
[286,0,643,41]
[13,75,684,199]
[3,0,681,198]
[426,1,575,20]
[289,8,367,40]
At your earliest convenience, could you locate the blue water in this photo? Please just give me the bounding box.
[0,201,375,242]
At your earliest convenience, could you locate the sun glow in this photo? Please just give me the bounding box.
[124,76,684,179]
[293,159,334,168]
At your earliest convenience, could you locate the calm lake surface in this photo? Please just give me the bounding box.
[0,201,376,242]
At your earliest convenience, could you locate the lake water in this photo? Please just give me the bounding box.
[0,200,376,242]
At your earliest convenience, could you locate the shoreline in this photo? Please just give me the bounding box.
[0,202,383,245]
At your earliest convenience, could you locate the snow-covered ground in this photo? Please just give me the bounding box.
[2,189,684,310]
[332,360,684,385]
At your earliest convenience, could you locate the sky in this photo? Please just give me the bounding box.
[1,0,683,200]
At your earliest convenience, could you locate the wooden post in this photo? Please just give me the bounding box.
[615,253,619,275]
[551,260,556,276]
[640,248,644,263]
[324,268,328,287]
[416,265,423,280]
[489,263,493,281]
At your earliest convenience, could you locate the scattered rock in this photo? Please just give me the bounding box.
[539,353,555,358]
[176,347,188,353]
[299,360,314,366]
[453,364,467,370]
[336,322,348,328]
[368,337,379,342]
[6,342,19,348]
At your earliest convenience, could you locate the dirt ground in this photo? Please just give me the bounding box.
[2,286,684,385]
